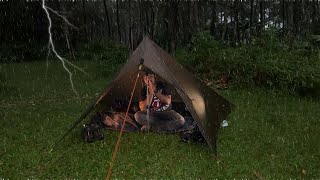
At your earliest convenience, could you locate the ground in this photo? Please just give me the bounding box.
[0,60,319,178]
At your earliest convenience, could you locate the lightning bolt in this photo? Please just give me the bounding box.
[42,0,88,96]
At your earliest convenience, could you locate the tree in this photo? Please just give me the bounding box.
[249,0,254,39]
[151,1,158,40]
[170,1,179,54]
[233,0,241,45]
[128,0,133,51]
[82,0,88,41]
[116,0,121,42]
[221,3,229,41]
[259,0,264,36]
[60,1,75,59]
[210,1,217,37]
[103,0,111,38]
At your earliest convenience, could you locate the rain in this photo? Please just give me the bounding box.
[0,0,320,179]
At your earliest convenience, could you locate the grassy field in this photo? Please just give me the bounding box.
[0,60,319,179]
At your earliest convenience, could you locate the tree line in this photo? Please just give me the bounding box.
[1,0,320,61]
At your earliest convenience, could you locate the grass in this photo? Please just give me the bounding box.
[0,60,319,179]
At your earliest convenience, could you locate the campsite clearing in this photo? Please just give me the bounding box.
[0,60,319,178]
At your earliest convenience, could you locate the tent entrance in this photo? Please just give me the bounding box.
[52,36,233,156]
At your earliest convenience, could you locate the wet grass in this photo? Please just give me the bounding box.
[0,60,319,178]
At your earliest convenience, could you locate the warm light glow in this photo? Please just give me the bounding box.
[190,90,206,120]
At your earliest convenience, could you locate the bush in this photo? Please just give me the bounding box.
[0,41,46,63]
[176,30,320,97]
[176,31,226,77]
[77,39,129,64]
[0,71,5,85]
[0,67,9,95]
[76,39,129,78]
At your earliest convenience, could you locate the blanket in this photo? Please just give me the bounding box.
[102,112,194,133]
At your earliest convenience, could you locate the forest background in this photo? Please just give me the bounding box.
[1,0,320,96]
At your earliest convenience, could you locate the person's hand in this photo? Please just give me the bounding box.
[147,81,156,94]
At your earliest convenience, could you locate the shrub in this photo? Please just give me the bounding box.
[77,39,129,65]
[0,41,46,63]
[0,67,8,94]
[176,31,226,77]
[76,39,129,78]
[176,30,320,97]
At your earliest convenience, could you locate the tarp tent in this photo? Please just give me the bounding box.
[60,36,233,155]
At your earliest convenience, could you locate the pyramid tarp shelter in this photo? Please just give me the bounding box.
[67,36,233,154]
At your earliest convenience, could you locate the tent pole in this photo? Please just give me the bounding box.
[146,76,150,132]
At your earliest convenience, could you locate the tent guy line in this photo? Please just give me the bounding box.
[106,63,143,180]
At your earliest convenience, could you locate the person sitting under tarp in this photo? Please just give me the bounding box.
[134,69,185,132]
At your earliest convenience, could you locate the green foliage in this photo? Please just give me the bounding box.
[0,66,4,84]
[0,41,45,63]
[176,31,320,97]
[76,39,129,78]
[76,40,129,79]
[310,35,320,48]
[177,31,222,74]
[0,65,9,94]
[77,39,129,65]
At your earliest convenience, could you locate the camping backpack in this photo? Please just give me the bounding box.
[180,122,205,143]
[82,113,105,143]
